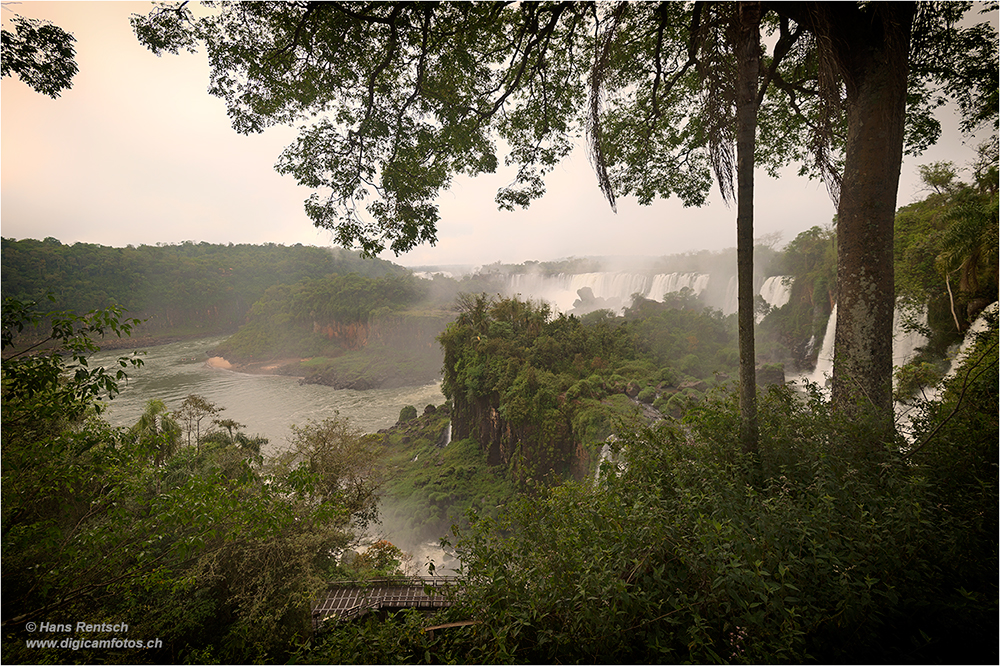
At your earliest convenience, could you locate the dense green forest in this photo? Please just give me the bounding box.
[0,238,406,336]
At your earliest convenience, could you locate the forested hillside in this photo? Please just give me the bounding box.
[0,238,406,336]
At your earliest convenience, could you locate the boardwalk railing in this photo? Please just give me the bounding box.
[312,576,460,630]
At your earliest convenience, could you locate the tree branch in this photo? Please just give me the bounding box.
[756,15,803,108]
[649,1,703,122]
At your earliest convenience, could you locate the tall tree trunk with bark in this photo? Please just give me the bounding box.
[735,2,762,453]
[821,3,915,436]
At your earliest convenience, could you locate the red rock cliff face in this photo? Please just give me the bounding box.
[313,320,370,349]
[312,312,453,351]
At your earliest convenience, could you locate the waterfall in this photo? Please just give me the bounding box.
[758,276,792,309]
[891,307,929,368]
[721,276,739,315]
[645,272,710,301]
[500,271,796,317]
[941,301,998,382]
[798,303,932,390]
[593,438,626,483]
[594,441,612,482]
[573,272,650,306]
[897,302,996,440]
[443,421,452,447]
[803,304,837,387]
[501,271,711,314]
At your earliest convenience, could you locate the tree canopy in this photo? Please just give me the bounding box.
[129,2,995,249]
[1,13,78,97]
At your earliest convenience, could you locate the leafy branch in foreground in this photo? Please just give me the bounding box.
[1,295,144,420]
[1,13,78,98]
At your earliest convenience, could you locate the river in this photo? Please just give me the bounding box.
[92,335,447,455]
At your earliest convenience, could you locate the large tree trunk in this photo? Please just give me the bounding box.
[735,2,761,453]
[827,3,915,436]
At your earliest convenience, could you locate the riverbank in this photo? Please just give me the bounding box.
[89,335,448,447]
[204,345,444,390]
[216,357,308,378]
[96,333,199,351]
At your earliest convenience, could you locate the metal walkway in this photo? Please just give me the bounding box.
[312,577,459,629]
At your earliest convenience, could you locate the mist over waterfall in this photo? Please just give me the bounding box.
[494,262,929,384]
[501,271,706,314]
[498,270,793,316]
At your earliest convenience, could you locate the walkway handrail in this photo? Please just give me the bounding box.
[312,575,462,630]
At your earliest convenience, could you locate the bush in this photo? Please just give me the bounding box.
[656,365,681,387]
[893,359,944,398]
[398,405,418,423]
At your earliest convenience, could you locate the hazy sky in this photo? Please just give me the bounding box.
[2,2,995,268]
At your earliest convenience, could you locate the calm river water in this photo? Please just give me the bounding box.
[92,335,446,456]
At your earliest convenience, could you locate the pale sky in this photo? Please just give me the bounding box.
[2,2,995,268]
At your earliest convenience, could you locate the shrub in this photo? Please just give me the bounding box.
[398,405,418,423]
[656,365,681,387]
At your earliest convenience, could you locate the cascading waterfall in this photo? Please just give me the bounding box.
[501,271,746,314]
[758,276,792,310]
[803,304,837,387]
[593,441,612,482]
[721,276,739,315]
[897,303,993,441]
[500,271,795,316]
[593,437,626,483]
[755,275,793,323]
[645,272,710,301]
[443,421,452,447]
[892,307,929,368]
[797,303,931,390]
[939,301,997,384]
